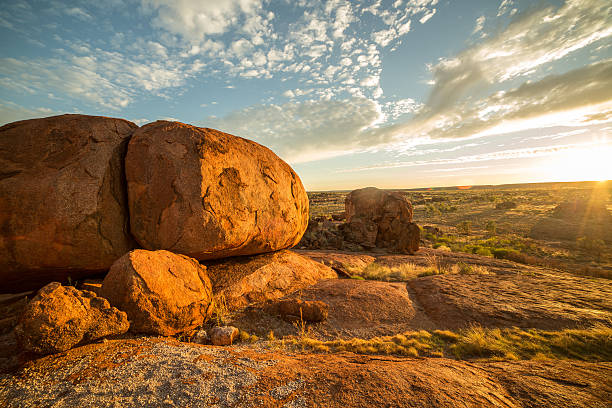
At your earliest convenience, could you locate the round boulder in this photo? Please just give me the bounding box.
[125,121,309,260]
[0,114,137,293]
[100,249,214,336]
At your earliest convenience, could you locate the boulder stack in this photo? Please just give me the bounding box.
[343,187,420,254]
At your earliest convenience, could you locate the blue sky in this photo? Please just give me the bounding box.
[1,0,611,190]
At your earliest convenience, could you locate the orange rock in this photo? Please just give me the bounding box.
[207,250,337,310]
[265,298,329,322]
[0,114,137,293]
[14,282,129,354]
[344,187,420,254]
[100,250,214,336]
[125,121,308,260]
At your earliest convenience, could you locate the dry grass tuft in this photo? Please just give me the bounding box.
[278,325,612,362]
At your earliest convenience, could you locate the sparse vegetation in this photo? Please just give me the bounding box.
[279,325,612,362]
[304,181,612,279]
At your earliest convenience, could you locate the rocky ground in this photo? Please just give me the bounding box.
[1,337,610,408]
[2,248,611,407]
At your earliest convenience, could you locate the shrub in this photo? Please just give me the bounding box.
[457,221,472,235]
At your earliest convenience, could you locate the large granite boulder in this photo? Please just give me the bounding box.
[125,121,308,260]
[343,187,420,253]
[0,114,137,293]
[14,282,129,354]
[207,250,337,310]
[100,250,214,335]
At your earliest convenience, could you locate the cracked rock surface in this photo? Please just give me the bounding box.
[125,121,309,260]
[0,114,137,293]
[100,249,214,336]
[14,282,129,354]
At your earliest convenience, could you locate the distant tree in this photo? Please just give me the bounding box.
[457,221,472,236]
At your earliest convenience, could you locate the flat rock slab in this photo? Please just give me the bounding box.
[232,279,426,340]
[1,338,610,408]
[409,271,612,330]
[207,250,337,310]
[297,247,533,276]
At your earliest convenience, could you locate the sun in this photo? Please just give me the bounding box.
[536,143,612,182]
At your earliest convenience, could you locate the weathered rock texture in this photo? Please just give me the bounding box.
[14,282,129,354]
[265,299,329,322]
[209,326,239,346]
[344,187,420,253]
[0,114,137,293]
[125,121,308,260]
[100,250,213,335]
[530,199,612,243]
[207,250,337,310]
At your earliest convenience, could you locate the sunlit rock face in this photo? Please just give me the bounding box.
[100,249,214,336]
[14,282,129,354]
[344,187,420,254]
[0,114,137,293]
[125,121,309,260]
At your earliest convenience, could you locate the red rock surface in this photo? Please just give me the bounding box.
[125,121,308,260]
[344,187,420,253]
[14,282,128,354]
[0,114,137,293]
[100,249,214,335]
[207,250,337,310]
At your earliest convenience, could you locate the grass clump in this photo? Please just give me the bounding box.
[278,325,612,362]
[351,262,437,281]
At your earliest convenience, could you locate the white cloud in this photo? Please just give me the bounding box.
[64,7,93,21]
[472,16,485,35]
[141,0,264,42]
[385,59,612,144]
[372,28,396,47]
[419,9,436,24]
[425,0,612,114]
[340,141,608,173]
[206,97,384,163]
[0,100,55,126]
[360,76,379,87]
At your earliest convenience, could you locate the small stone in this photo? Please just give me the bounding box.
[192,330,208,344]
[209,326,239,346]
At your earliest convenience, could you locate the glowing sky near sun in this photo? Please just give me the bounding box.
[1,0,611,190]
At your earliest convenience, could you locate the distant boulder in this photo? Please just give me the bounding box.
[0,114,137,293]
[125,121,308,260]
[100,250,214,336]
[343,187,420,254]
[15,282,129,354]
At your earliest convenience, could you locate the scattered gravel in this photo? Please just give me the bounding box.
[0,338,278,408]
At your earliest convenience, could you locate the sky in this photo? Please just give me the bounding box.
[0,0,611,191]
